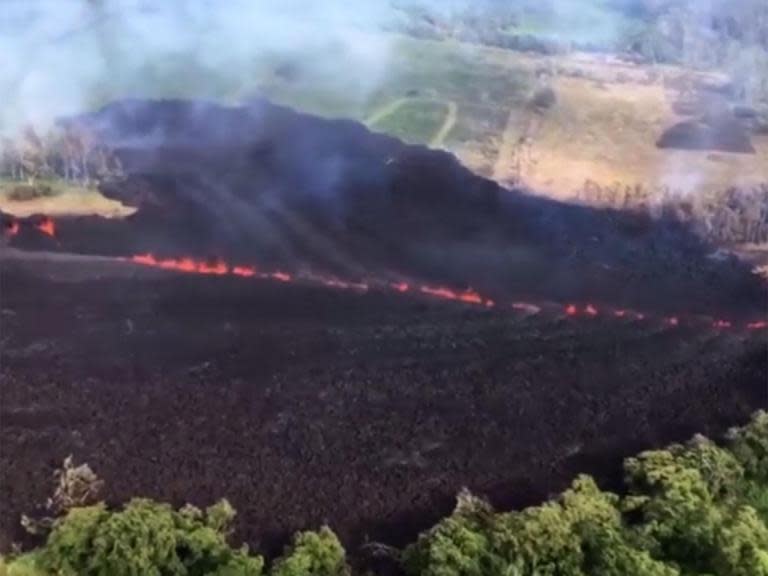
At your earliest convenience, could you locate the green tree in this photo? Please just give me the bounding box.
[41,499,262,576]
[403,491,497,576]
[560,476,678,576]
[272,527,349,576]
[728,411,768,483]
[713,506,768,576]
[623,448,723,572]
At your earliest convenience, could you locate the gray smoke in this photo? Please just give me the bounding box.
[2,0,765,135]
[0,0,669,133]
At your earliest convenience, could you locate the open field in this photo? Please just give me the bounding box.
[368,99,449,146]
[0,179,132,217]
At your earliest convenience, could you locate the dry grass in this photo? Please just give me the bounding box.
[0,187,134,218]
[488,53,768,201]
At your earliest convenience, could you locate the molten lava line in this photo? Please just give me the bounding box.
[9,214,767,334]
[232,266,256,278]
[105,252,768,333]
[4,220,19,237]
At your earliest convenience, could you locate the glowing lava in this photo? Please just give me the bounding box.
[131,254,228,275]
[13,216,766,333]
[36,217,55,237]
[232,266,256,278]
[4,220,19,237]
[420,285,487,306]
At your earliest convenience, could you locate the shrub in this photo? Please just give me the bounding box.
[272,527,349,576]
[406,412,768,576]
[0,553,47,576]
[6,185,57,202]
[41,499,263,576]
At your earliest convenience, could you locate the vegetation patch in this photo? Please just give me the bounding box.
[370,99,449,145]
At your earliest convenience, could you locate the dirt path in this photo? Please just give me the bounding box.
[429,101,458,149]
[365,98,411,127]
[492,103,541,184]
[367,98,457,150]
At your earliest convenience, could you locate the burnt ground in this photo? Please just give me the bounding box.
[4,98,762,319]
[0,99,767,562]
[0,251,765,559]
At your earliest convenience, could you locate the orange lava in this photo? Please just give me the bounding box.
[232,266,256,278]
[4,220,19,237]
[420,285,485,306]
[125,252,767,334]
[36,217,55,237]
[131,254,228,275]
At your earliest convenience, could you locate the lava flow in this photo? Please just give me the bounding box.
[4,219,19,237]
[5,213,767,334]
[35,217,55,237]
[420,285,493,307]
[131,254,229,275]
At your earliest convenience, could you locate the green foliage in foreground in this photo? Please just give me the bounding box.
[3,412,767,576]
[405,411,768,576]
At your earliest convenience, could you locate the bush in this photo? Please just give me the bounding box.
[6,184,57,202]
[41,499,263,576]
[0,553,47,576]
[530,86,557,110]
[272,527,349,576]
[405,411,768,576]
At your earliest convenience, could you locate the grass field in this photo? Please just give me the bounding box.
[369,98,448,145]
[0,179,132,217]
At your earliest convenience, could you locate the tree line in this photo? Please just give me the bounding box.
[0,125,123,186]
[2,410,766,575]
[577,181,768,245]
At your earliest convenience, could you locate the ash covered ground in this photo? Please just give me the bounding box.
[1,99,766,554]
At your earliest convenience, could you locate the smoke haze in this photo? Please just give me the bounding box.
[4,0,765,134]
